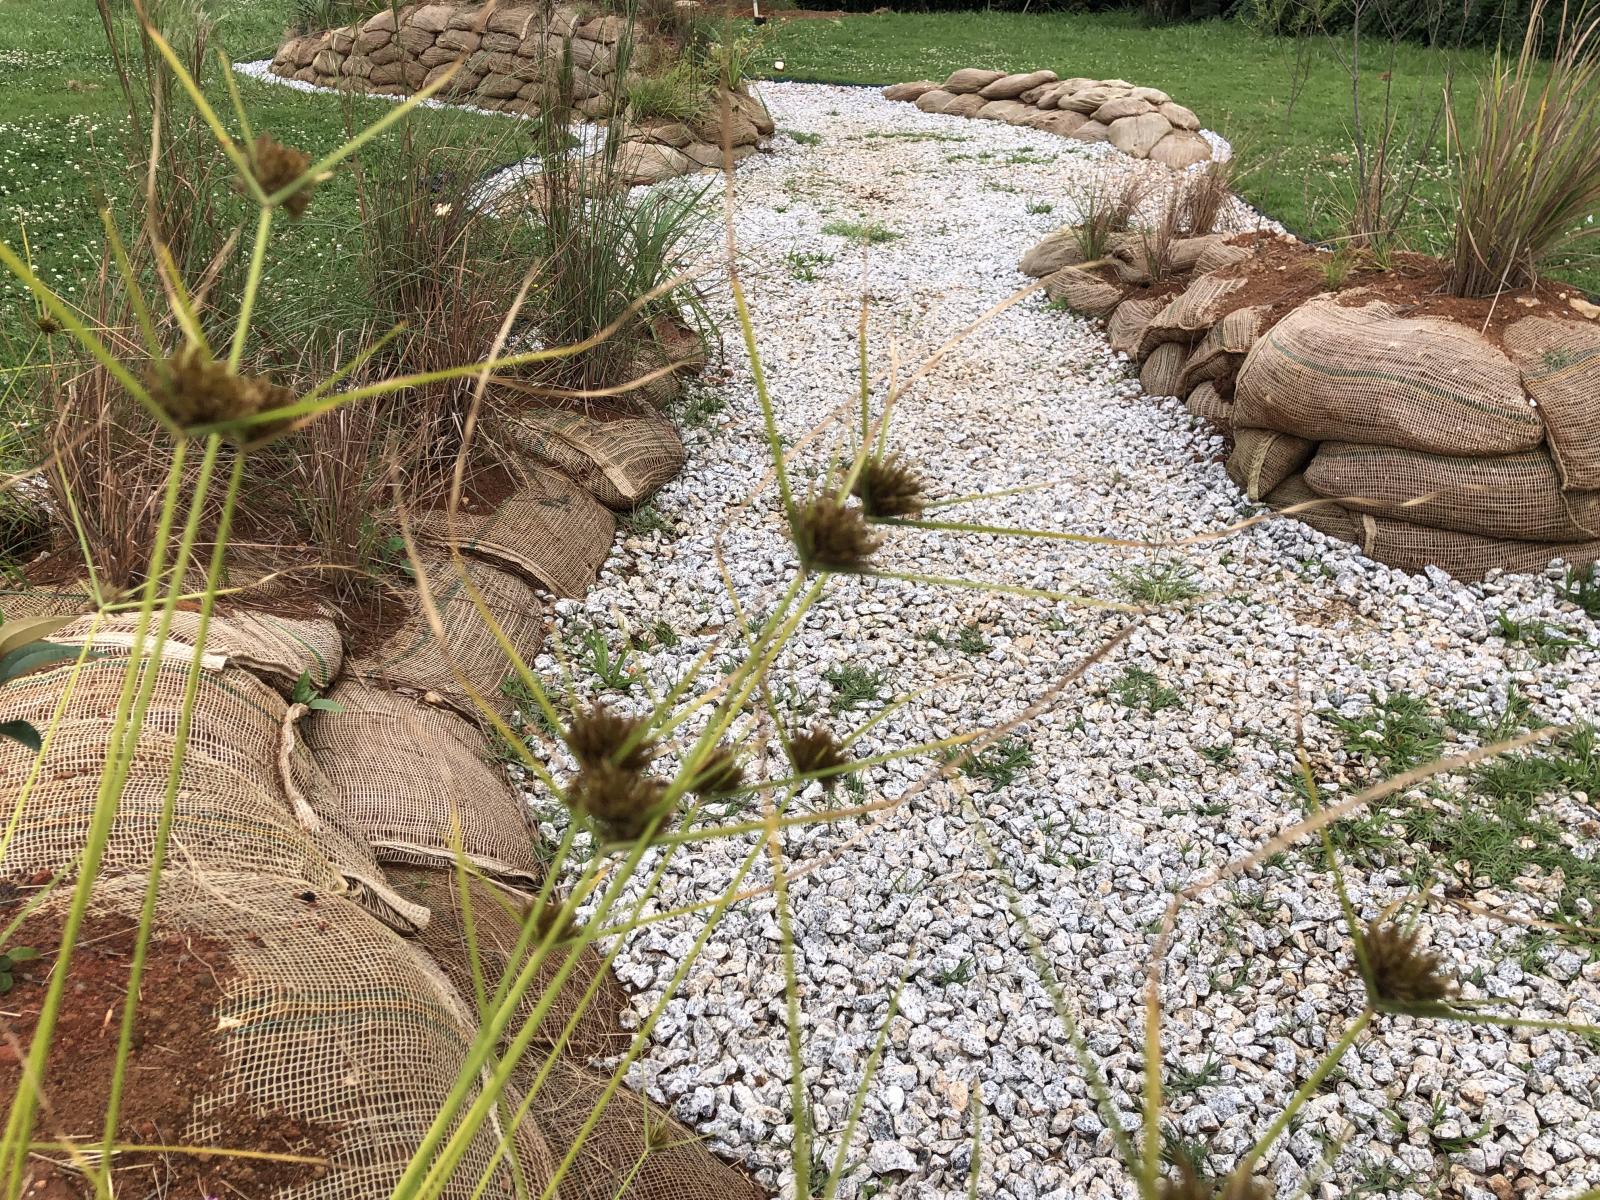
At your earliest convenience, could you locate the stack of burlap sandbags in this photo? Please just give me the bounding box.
[1232,300,1600,580]
[1,383,764,1193]
[885,70,1211,168]
[271,4,774,185]
[1023,225,1600,580]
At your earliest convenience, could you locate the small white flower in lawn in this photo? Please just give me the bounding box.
[774,59,785,71]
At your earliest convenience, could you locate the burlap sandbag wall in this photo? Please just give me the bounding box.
[1024,226,1600,581]
[3,361,765,1192]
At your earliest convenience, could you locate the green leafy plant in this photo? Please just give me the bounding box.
[0,946,41,994]
[0,616,78,752]
[290,672,343,713]
[821,219,901,245]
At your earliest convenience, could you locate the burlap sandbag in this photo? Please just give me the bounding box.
[1107,297,1161,356]
[1265,473,1367,545]
[1235,298,1545,456]
[1112,234,1222,283]
[1502,316,1600,491]
[1178,305,1269,398]
[517,1058,767,1200]
[1043,266,1123,317]
[349,555,544,723]
[1358,518,1600,580]
[1306,442,1600,542]
[50,609,342,694]
[1267,475,1600,579]
[0,656,427,932]
[416,466,616,598]
[305,680,544,886]
[1194,239,1254,274]
[509,408,686,511]
[14,871,555,1199]
[387,865,633,1065]
[1135,273,1249,358]
[1139,341,1188,397]
[0,587,92,619]
[1186,381,1233,431]
[1019,228,1086,278]
[1227,429,1316,501]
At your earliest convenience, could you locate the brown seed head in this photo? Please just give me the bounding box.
[35,313,63,336]
[526,897,580,944]
[568,762,673,842]
[691,745,745,799]
[1360,919,1454,1006]
[852,452,925,518]
[791,493,879,573]
[144,342,295,437]
[247,135,317,218]
[567,704,655,772]
[787,724,851,789]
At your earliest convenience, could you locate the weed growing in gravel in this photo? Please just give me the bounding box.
[1556,562,1600,617]
[1492,612,1580,662]
[1113,667,1183,712]
[1026,200,1055,215]
[823,664,884,712]
[962,736,1035,790]
[955,625,989,655]
[783,249,834,281]
[1330,692,1443,772]
[621,505,676,537]
[820,218,901,245]
[1115,560,1201,604]
[785,129,823,145]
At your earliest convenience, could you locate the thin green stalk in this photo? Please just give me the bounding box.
[228,206,274,369]
[96,442,236,1195]
[766,798,809,1200]
[1,438,191,1196]
[1235,1008,1373,1178]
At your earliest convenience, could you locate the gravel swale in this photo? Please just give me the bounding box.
[526,83,1600,1200]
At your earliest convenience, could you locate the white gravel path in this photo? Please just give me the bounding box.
[529,83,1600,1200]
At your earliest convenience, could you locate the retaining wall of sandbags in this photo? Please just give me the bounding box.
[271,3,775,185]
[1,343,767,1196]
[1023,226,1600,581]
[884,71,1212,167]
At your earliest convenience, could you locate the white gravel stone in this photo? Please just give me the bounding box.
[509,82,1599,1198]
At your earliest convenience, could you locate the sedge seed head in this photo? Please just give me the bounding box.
[852,452,925,518]
[691,745,745,799]
[791,493,879,573]
[144,343,295,438]
[1360,919,1454,1006]
[567,704,655,772]
[568,762,674,842]
[247,134,317,218]
[35,313,62,336]
[526,897,580,944]
[787,724,851,789]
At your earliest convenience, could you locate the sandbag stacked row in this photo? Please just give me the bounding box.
[270,4,776,187]
[884,70,1212,168]
[1024,218,1600,579]
[1,378,765,1194]
[1234,301,1600,580]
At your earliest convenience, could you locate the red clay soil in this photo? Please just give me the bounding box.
[0,892,341,1198]
[1201,233,1590,350]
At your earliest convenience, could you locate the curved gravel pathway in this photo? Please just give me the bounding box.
[533,83,1600,1200]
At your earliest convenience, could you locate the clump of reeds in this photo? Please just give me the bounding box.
[1448,0,1600,296]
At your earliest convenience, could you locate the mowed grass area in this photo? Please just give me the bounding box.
[0,0,528,368]
[763,12,1540,273]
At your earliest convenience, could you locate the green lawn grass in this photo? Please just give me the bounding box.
[762,12,1501,264]
[0,0,529,371]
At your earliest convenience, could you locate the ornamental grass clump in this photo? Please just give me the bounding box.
[1447,0,1600,296]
